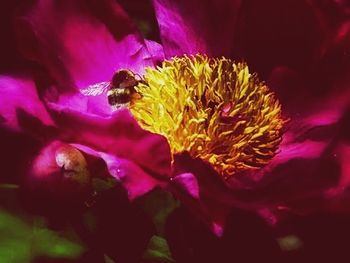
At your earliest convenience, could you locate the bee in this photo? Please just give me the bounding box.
[80,69,143,109]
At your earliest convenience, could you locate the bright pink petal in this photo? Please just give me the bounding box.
[48,89,113,118]
[153,0,241,58]
[0,74,54,132]
[145,39,165,65]
[16,0,157,90]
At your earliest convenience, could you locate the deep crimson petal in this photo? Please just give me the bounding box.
[152,0,241,58]
[0,75,54,131]
[16,0,157,90]
[169,170,277,237]
[330,143,350,191]
[234,0,328,77]
[169,173,228,236]
[170,155,259,236]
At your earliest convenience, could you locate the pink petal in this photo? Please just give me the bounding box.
[145,39,165,65]
[329,142,350,191]
[46,102,172,180]
[16,0,157,90]
[170,173,199,199]
[72,143,162,201]
[0,74,54,132]
[48,89,113,117]
[153,0,241,58]
[29,140,93,199]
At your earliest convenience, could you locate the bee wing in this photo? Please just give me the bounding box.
[80,82,110,96]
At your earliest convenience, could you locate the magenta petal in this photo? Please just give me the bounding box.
[171,173,199,199]
[30,139,161,201]
[46,101,172,179]
[0,75,54,131]
[29,140,92,200]
[333,143,350,190]
[31,140,68,179]
[16,0,156,90]
[153,0,241,58]
[99,156,161,201]
[145,39,165,65]
[49,89,113,117]
[72,144,161,201]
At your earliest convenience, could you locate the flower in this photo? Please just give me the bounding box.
[147,0,350,230]
[130,55,286,179]
[1,0,350,261]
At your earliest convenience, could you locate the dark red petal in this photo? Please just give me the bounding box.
[235,0,328,77]
[16,0,157,91]
[170,154,258,236]
[153,0,241,58]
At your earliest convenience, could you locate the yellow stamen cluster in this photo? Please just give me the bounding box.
[130,55,285,179]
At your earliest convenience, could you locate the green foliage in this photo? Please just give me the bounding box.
[92,177,118,192]
[137,189,178,262]
[143,235,174,263]
[0,209,84,263]
[138,188,179,235]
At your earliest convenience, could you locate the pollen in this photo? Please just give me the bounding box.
[130,54,286,179]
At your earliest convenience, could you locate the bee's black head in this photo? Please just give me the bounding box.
[111,70,135,88]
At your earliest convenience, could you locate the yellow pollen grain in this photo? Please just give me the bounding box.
[130,54,286,179]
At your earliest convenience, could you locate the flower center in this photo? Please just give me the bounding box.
[130,55,286,179]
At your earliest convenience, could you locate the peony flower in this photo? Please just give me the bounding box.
[1,0,350,261]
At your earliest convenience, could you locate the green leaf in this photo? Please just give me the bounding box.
[0,209,84,263]
[92,177,118,192]
[143,235,174,263]
[137,188,179,235]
